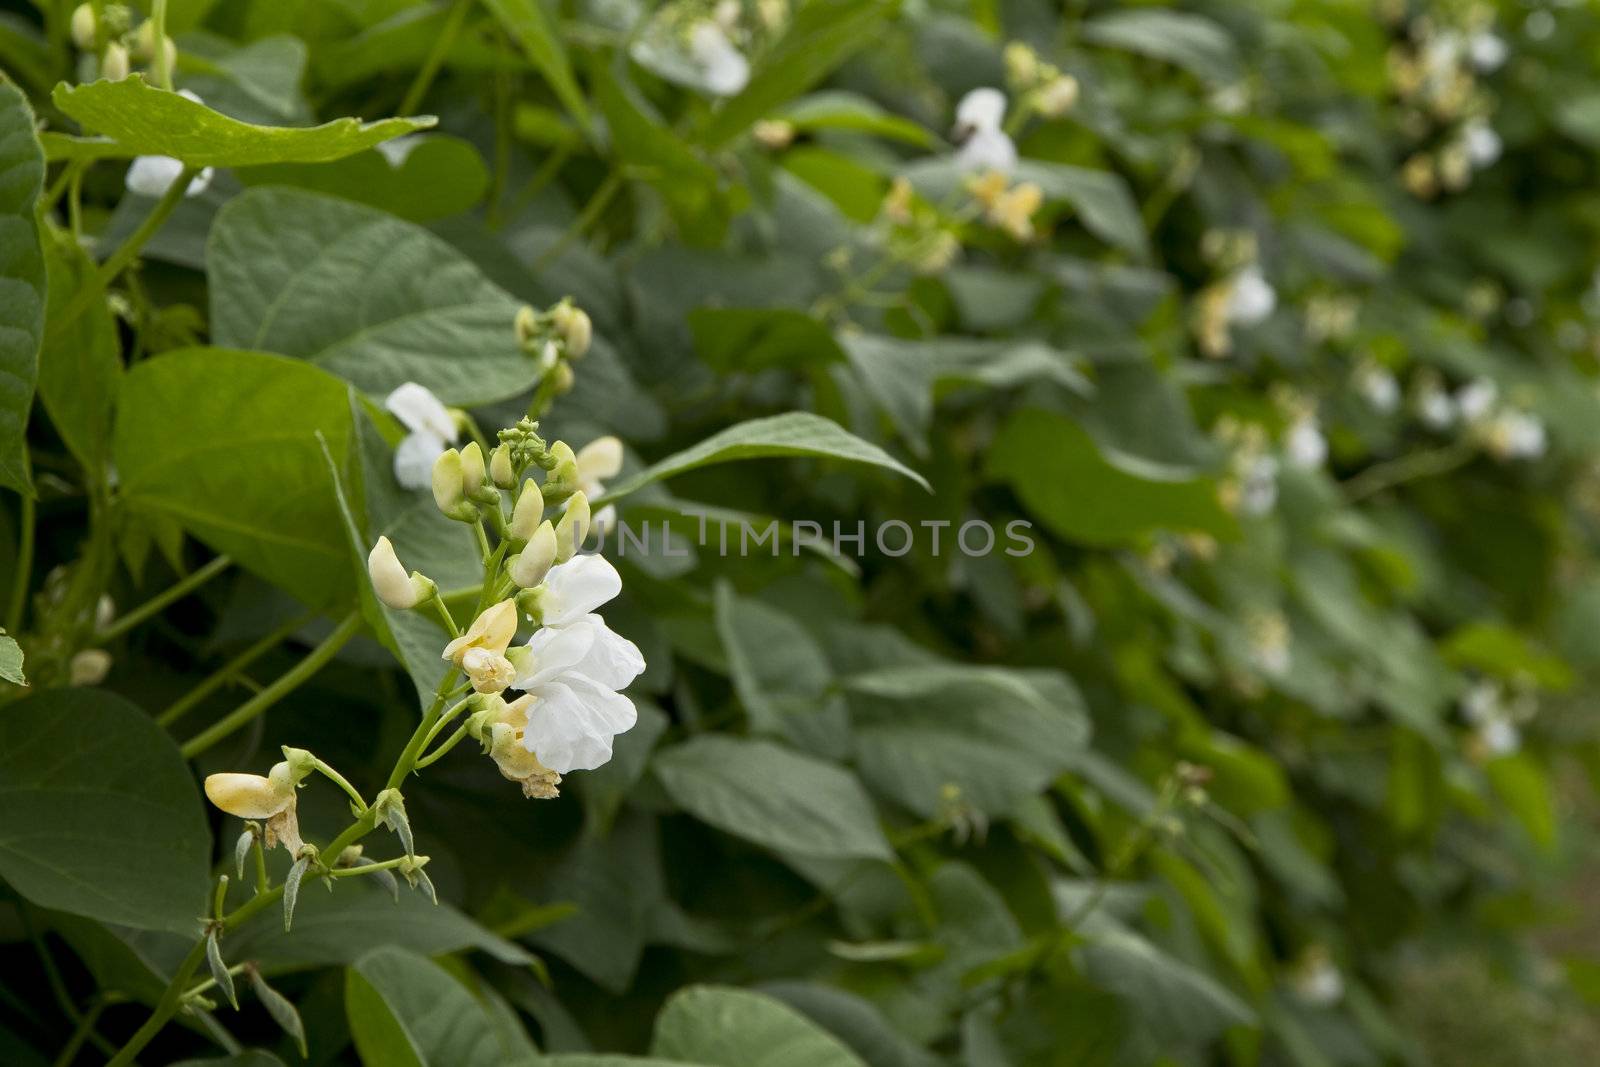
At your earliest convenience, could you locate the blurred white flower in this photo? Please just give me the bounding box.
[1285,415,1327,469]
[575,436,624,538]
[1357,364,1401,412]
[1463,119,1501,167]
[1469,31,1508,72]
[688,20,749,96]
[386,382,460,490]
[953,88,1017,173]
[1416,383,1457,429]
[1227,265,1276,325]
[1239,454,1279,516]
[1455,378,1499,422]
[1486,409,1547,460]
[1290,947,1344,1007]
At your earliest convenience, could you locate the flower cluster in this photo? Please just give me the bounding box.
[1003,41,1080,119]
[69,3,175,84]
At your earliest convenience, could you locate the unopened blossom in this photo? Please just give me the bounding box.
[386,382,460,490]
[575,437,623,536]
[70,3,95,49]
[508,481,546,542]
[953,88,1017,173]
[1034,73,1079,117]
[1463,119,1502,167]
[1285,415,1328,470]
[510,521,559,588]
[551,301,592,358]
[69,648,111,687]
[1247,610,1291,677]
[1416,381,1457,429]
[368,536,432,610]
[125,90,214,197]
[687,20,750,96]
[101,41,130,81]
[1485,409,1547,460]
[205,761,303,853]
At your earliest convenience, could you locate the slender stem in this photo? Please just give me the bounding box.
[157,610,316,726]
[397,0,471,115]
[420,696,472,750]
[429,595,460,638]
[51,1001,106,1067]
[212,875,229,920]
[5,493,34,631]
[105,939,207,1067]
[150,0,172,90]
[533,171,622,272]
[313,759,368,813]
[49,166,197,341]
[252,838,268,894]
[96,554,232,642]
[329,855,414,879]
[180,612,363,758]
[414,719,471,769]
[1341,439,1477,503]
[181,962,246,1001]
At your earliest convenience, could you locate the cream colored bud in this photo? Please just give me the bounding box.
[462,647,516,694]
[205,763,295,819]
[368,536,431,609]
[1035,74,1079,117]
[459,441,487,491]
[752,120,795,149]
[514,305,540,347]
[509,480,545,541]
[441,599,519,665]
[70,649,112,687]
[510,521,559,587]
[542,441,578,502]
[552,301,592,359]
[432,448,466,513]
[71,3,96,49]
[489,443,516,489]
[102,42,130,81]
[555,492,591,562]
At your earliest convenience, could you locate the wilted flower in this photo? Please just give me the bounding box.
[386,382,460,490]
[205,761,304,853]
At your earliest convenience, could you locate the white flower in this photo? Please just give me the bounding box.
[386,382,459,490]
[534,554,623,627]
[125,90,214,199]
[575,437,623,537]
[688,20,750,96]
[1226,265,1276,325]
[1239,454,1279,516]
[1455,378,1498,422]
[512,673,638,773]
[1476,717,1521,756]
[1290,949,1344,1007]
[1486,409,1546,460]
[1463,119,1501,168]
[953,88,1017,173]
[1357,365,1401,412]
[1285,416,1327,469]
[1247,611,1291,677]
[1469,31,1508,73]
[514,613,645,693]
[1416,384,1457,429]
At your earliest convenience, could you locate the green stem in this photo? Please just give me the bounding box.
[414,719,471,769]
[180,612,362,759]
[97,554,232,642]
[52,1000,106,1067]
[253,838,269,893]
[105,938,207,1067]
[157,610,316,726]
[533,171,623,272]
[428,595,460,638]
[5,493,34,631]
[397,0,471,115]
[49,165,196,342]
[1341,438,1477,503]
[330,855,414,879]
[314,758,368,813]
[150,0,172,90]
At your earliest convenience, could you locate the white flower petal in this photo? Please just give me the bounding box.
[955,128,1017,174]
[955,87,1007,132]
[577,436,624,482]
[1226,266,1276,325]
[565,614,645,691]
[516,620,597,690]
[688,22,749,96]
[541,554,623,626]
[521,676,638,773]
[385,382,458,441]
[393,430,448,490]
[126,155,211,198]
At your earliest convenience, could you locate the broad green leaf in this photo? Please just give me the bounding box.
[0,689,209,934]
[113,347,356,609]
[481,0,590,131]
[702,0,894,148]
[0,629,22,684]
[653,736,892,861]
[689,307,847,375]
[759,982,943,1067]
[777,91,936,148]
[346,946,530,1066]
[1440,622,1573,690]
[1081,9,1241,86]
[237,136,490,222]
[986,409,1234,546]
[651,986,868,1067]
[171,1053,287,1067]
[1079,921,1255,1051]
[715,584,848,758]
[51,75,434,166]
[37,133,135,162]
[599,412,929,504]
[208,188,538,405]
[539,1059,700,1067]
[843,665,1090,817]
[0,80,45,495]
[180,33,311,126]
[38,225,121,472]
[1486,752,1557,851]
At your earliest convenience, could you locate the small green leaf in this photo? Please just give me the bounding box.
[0,689,210,933]
[777,91,935,147]
[653,735,892,861]
[51,74,433,166]
[283,856,311,932]
[38,225,121,473]
[1081,9,1241,86]
[0,79,46,495]
[249,969,308,1058]
[0,630,22,685]
[345,946,524,1067]
[236,136,490,222]
[207,930,239,1010]
[234,828,255,881]
[599,412,928,504]
[650,985,868,1067]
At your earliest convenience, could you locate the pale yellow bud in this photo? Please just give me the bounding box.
[71,3,96,49]
[551,301,592,358]
[489,443,516,489]
[556,492,591,562]
[459,441,487,493]
[441,599,519,665]
[1035,74,1079,117]
[509,480,545,541]
[204,763,295,819]
[510,521,559,588]
[102,42,130,81]
[367,536,433,609]
[514,305,540,347]
[752,120,795,149]
[432,448,465,512]
[543,441,579,501]
[462,647,516,694]
[69,648,112,687]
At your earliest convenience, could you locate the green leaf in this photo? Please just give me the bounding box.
[113,347,356,609]
[1079,921,1254,1051]
[650,985,868,1067]
[346,946,526,1067]
[599,412,929,504]
[1440,622,1573,690]
[0,689,210,934]
[38,225,121,472]
[206,930,239,1010]
[843,665,1090,817]
[653,736,892,861]
[208,188,538,405]
[1081,9,1241,86]
[249,970,308,1058]
[236,136,490,222]
[0,630,22,685]
[171,1053,287,1067]
[702,0,894,148]
[0,80,45,495]
[777,91,935,148]
[51,74,434,166]
[689,307,848,375]
[1486,752,1557,851]
[714,584,848,758]
[986,409,1234,546]
[481,0,590,132]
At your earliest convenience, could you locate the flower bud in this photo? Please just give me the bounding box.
[459,441,487,492]
[102,41,130,81]
[551,301,592,358]
[542,441,578,503]
[71,3,96,49]
[489,443,516,488]
[70,648,112,686]
[510,521,558,588]
[280,746,317,786]
[508,480,545,542]
[205,764,295,819]
[552,362,575,394]
[514,305,540,347]
[367,536,435,609]
[432,449,475,520]
[441,600,519,665]
[556,492,591,562]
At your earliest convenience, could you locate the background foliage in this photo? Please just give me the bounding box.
[5,0,1600,1064]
